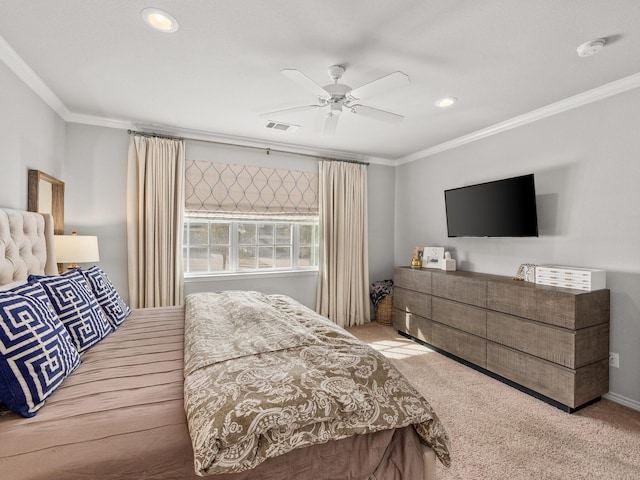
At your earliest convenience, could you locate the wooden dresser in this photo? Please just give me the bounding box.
[392,267,610,411]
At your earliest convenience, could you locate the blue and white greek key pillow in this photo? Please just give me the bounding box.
[28,271,113,353]
[81,266,131,328]
[0,286,81,417]
[7,280,54,309]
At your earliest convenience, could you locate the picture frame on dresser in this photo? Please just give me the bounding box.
[423,247,445,269]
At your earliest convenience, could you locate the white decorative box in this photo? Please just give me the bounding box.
[535,265,606,291]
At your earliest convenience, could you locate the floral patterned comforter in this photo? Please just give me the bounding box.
[183,291,451,475]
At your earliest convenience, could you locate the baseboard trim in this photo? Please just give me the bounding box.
[603,392,640,412]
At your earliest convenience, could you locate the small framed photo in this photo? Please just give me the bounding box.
[423,246,445,269]
[413,246,425,262]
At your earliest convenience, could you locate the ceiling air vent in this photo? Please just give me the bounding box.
[265,120,300,133]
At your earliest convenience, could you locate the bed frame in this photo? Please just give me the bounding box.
[0,207,438,479]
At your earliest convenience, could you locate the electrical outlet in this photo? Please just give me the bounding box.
[609,352,620,368]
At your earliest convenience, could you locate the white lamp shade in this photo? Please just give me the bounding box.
[54,235,100,264]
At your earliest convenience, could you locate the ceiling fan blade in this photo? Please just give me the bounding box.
[260,104,322,118]
[349,71,409,99]
[322,112,340,137]
[281,69,328,98]
[349,104,404,124]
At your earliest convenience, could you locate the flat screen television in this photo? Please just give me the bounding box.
[444,174,538,237]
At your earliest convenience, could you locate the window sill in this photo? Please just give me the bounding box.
[184,269,318,283]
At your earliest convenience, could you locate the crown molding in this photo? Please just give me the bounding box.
[397,71,640,165]
[0,35,71,120]
[66,111,134,130]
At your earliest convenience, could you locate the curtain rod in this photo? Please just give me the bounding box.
[127,129,184,141]
[127,129,369,166]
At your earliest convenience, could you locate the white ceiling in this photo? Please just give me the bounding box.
[2,0,640,163]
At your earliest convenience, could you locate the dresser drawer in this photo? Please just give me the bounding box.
[487,280,575,328]
[487,343,609,408]
[487,281,609,329]
[392,308,432,345]
[394,267,431,294]
[431,322,486,368]
[393,286,431,319]
[486,312,609,369]
[432,272,486,308]
[432,297,486,337]
[535,278,592,291]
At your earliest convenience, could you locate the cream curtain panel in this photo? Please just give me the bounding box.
[126,135,185,308]
[316,160,370,327]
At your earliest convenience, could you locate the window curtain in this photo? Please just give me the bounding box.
[126,135,185,308]
[316,160,370,327]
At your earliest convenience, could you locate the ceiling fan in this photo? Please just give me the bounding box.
[262,65,410,137]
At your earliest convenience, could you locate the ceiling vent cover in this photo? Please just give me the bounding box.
[265,120,299,132]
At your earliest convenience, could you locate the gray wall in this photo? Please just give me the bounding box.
[64,124,130,298]
[367,163,396,284]
[395,87,640,409]
[0,60,65,208]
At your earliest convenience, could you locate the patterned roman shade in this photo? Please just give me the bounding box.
[185,160,318,220]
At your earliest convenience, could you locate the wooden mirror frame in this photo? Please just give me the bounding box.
[28,169,65,235]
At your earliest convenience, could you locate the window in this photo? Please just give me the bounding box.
[183,159,319,275]
[183,216,319,275]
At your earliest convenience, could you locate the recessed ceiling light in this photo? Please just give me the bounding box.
[576,38,606,57]
[435,97,457,108]
[141,8,179,33]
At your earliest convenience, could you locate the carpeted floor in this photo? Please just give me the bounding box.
[347,322,640,480]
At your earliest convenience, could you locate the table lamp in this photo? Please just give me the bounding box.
[54,231,100,269]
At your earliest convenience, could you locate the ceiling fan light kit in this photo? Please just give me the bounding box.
[329,103,343,115]
[328,65,346,81]
[263,65,409,137]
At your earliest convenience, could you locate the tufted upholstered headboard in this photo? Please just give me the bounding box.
[0,208,58,285]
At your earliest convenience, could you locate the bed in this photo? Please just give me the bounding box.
[0,207,450,479]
